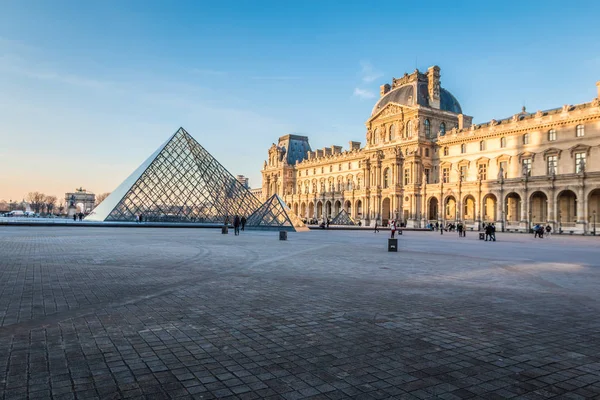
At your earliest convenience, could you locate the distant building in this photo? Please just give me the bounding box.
[236,175,249,188]
[65,187,95,216]
[262,65,600,234]
[249,187,263,202]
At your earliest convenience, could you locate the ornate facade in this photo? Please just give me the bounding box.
[262,66,600,234]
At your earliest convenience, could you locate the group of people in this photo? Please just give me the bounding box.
[483,222,497,241]
[533,224,552,238]
[135,214,144,223]
[227,215,247,235]
[72,212,84,221]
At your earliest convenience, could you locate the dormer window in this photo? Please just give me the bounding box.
[424,119,431,137]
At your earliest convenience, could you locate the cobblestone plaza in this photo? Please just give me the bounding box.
[0,227,599,399]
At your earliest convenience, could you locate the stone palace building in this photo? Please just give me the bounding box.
[261,66,600,234]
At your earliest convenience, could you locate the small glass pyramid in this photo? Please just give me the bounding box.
[330,209,356,226]
[86,128,263,223]
[245,194,308,232]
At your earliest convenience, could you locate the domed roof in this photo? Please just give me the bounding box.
[371,82,462,115]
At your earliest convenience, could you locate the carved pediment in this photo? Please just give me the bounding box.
[440,161,452,169]
[495,154,512,165]
[370,103,405,122]
[543,147,562,160]
[457,159,471,167]
[476,156,490,165]
[569,144,591,157]
[517,151,536,162]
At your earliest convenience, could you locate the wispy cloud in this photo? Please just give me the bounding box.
[251,76,301,81]
[360,60,382,83]
[353,88,375,99]
[0,54,113,90]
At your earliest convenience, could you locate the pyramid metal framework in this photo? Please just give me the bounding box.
[85,128,263,223]
[330,209,356,225]
[246,194,308,232]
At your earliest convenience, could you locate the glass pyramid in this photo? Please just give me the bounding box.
[85,127,263,223]
[245,194,309,232]
[330,209,356,226]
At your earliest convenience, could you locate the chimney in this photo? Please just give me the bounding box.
[457,114,473,130]
[596,81,600,99]
[427,66,441,109]
[332,145,342,154]
[380,84,391,97]
[349,141,361,151]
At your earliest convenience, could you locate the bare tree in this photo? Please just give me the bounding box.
[95,192,111,206]
[26,192,46,214]
[45,195,57,215]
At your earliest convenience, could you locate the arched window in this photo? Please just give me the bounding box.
[479,140,486,151]
[389,124,395,141]
[500,137,506,148]
[424,119,431,137]
[406,121,413,138]
[439,122,446,136]
[383,168,390,188]
[461,144,466,154]
[523,133,530,145]
[443,147,449,156]
[576,124,584,137]
[374,128,379,144]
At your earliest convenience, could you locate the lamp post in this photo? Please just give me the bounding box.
[594,211,597,236]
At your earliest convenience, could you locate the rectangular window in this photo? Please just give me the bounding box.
[404,168,410,185]
[478,164,487,181]
[547,155,558,174]
[499,161,508,178]
[425,168,430,184]
[459,165,467,181]
[425,148,430,157]
[548,129,556,141]
[522,158,532,176]
[575,152,586,173]
[442,168,449,183]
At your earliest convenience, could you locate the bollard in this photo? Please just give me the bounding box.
[388,238,398,252]
[279,231,287,241]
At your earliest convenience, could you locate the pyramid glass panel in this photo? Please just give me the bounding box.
[85,128,263,223]
[330,209,356,226]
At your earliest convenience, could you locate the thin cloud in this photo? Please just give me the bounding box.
[360,60,383,83]
[353,88,375,99]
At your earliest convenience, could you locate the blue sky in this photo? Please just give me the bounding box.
[1,0,599,201]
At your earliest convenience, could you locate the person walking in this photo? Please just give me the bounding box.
[374,221,379,233]
[491,223,496,241]
[73,214,77,222]
[390,220,396,238]
[233,215,240,236]
[545,224,552,237]
[457,223,463,237]
[241,216,246,231]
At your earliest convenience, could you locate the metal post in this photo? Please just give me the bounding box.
[594,211,597,236]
